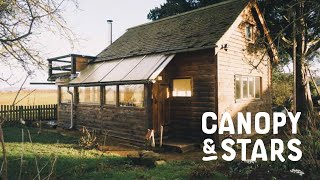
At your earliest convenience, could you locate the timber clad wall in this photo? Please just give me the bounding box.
[58,104,147,144]
[57,6,273,144]
[164,50,217,141]
[216,7,272,138]
[58,50,216,144]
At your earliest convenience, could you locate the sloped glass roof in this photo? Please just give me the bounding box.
[70,54,175,85]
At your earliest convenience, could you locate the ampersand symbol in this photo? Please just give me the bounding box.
[202,138,218,161]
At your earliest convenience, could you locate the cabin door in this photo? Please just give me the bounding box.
[152,81,170,134]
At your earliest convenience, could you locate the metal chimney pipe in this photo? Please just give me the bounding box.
[107,20,113,46]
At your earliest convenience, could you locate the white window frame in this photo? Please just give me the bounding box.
[235,75,261,101]
[245,23,254,42]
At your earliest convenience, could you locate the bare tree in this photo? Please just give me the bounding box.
[0,0,77,78]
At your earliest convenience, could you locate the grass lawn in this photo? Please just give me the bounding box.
[0,126,228,180]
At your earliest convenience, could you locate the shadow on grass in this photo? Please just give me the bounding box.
[3,126,78,144]
[4,153,216,180]
[1,126,229,180]
[5,154,133,179]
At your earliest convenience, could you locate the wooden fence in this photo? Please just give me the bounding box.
[0,104,57,122]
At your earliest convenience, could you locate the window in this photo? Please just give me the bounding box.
[119,84,144,107]
[255,77,261,98]
[79,86,100,104]
[245,23,253,41]
[235,77,241,99]
[235,75,261,100]
[242,77,249,98]
[248,77,254,98]
[60,86,73,103]
[172,78,192,97]
[105,85,117,105]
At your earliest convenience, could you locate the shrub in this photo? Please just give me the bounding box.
[79,126,98,149]
[297,129,320,179]
[189,164,213,179]
[272,70,293,107]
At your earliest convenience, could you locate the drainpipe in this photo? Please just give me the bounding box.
[67,86,74,129]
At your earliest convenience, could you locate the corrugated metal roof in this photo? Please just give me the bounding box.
[70,54,175,85]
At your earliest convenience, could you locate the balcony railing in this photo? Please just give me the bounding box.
[48,54,96,81]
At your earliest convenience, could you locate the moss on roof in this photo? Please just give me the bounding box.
[97,0,248,61]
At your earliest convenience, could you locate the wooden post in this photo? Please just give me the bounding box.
[116,85,120,107]
[38,105,42,134]
[71,55,77,77]
[160,125,163,147]
[54,104,57,121]
[10,106,13,121]
[74,87,79,104]
[48,59,53,79]
[145,83,153,130]
[151,130,155,148]
[32,105,35,121]
[0,105,2,119]
[100,86,105,107]
[3,106,7,121]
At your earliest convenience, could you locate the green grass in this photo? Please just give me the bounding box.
[0,126,228,179]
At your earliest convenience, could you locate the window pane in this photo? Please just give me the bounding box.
[235,76,241,99]
[172,79,192,97]
[105,86,117,105]
[248,77,254,98]
[119,84,144,107]
[255,77,261,98]
[245,24,252,40]
[242,77,248,98]
[79,86,100,104]
[61,87,73,103]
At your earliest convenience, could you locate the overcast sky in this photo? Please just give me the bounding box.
[0,0,166,90]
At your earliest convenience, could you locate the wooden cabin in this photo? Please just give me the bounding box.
[49,0,278,147]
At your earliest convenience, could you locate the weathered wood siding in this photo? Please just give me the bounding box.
[216,6,272,138]
[161,49,217,141]
[58,99,148,145]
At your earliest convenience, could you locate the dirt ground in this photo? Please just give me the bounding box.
[58,128,207,161]
[57,126,294,164]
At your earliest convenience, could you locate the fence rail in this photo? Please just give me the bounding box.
[0,104,57,122]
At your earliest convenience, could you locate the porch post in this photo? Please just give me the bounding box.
[145,83,153,130]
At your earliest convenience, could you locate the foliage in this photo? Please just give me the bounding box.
[147,0,224,21]
[227,128,320,179]
[260,0,320,132]
[310,81,320,97]
[259,0,320,63]
[228,160,306,180]
[188,164,227,180]
[79,126,98,149]
[297,129,320,179]
[272,70,293,107]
